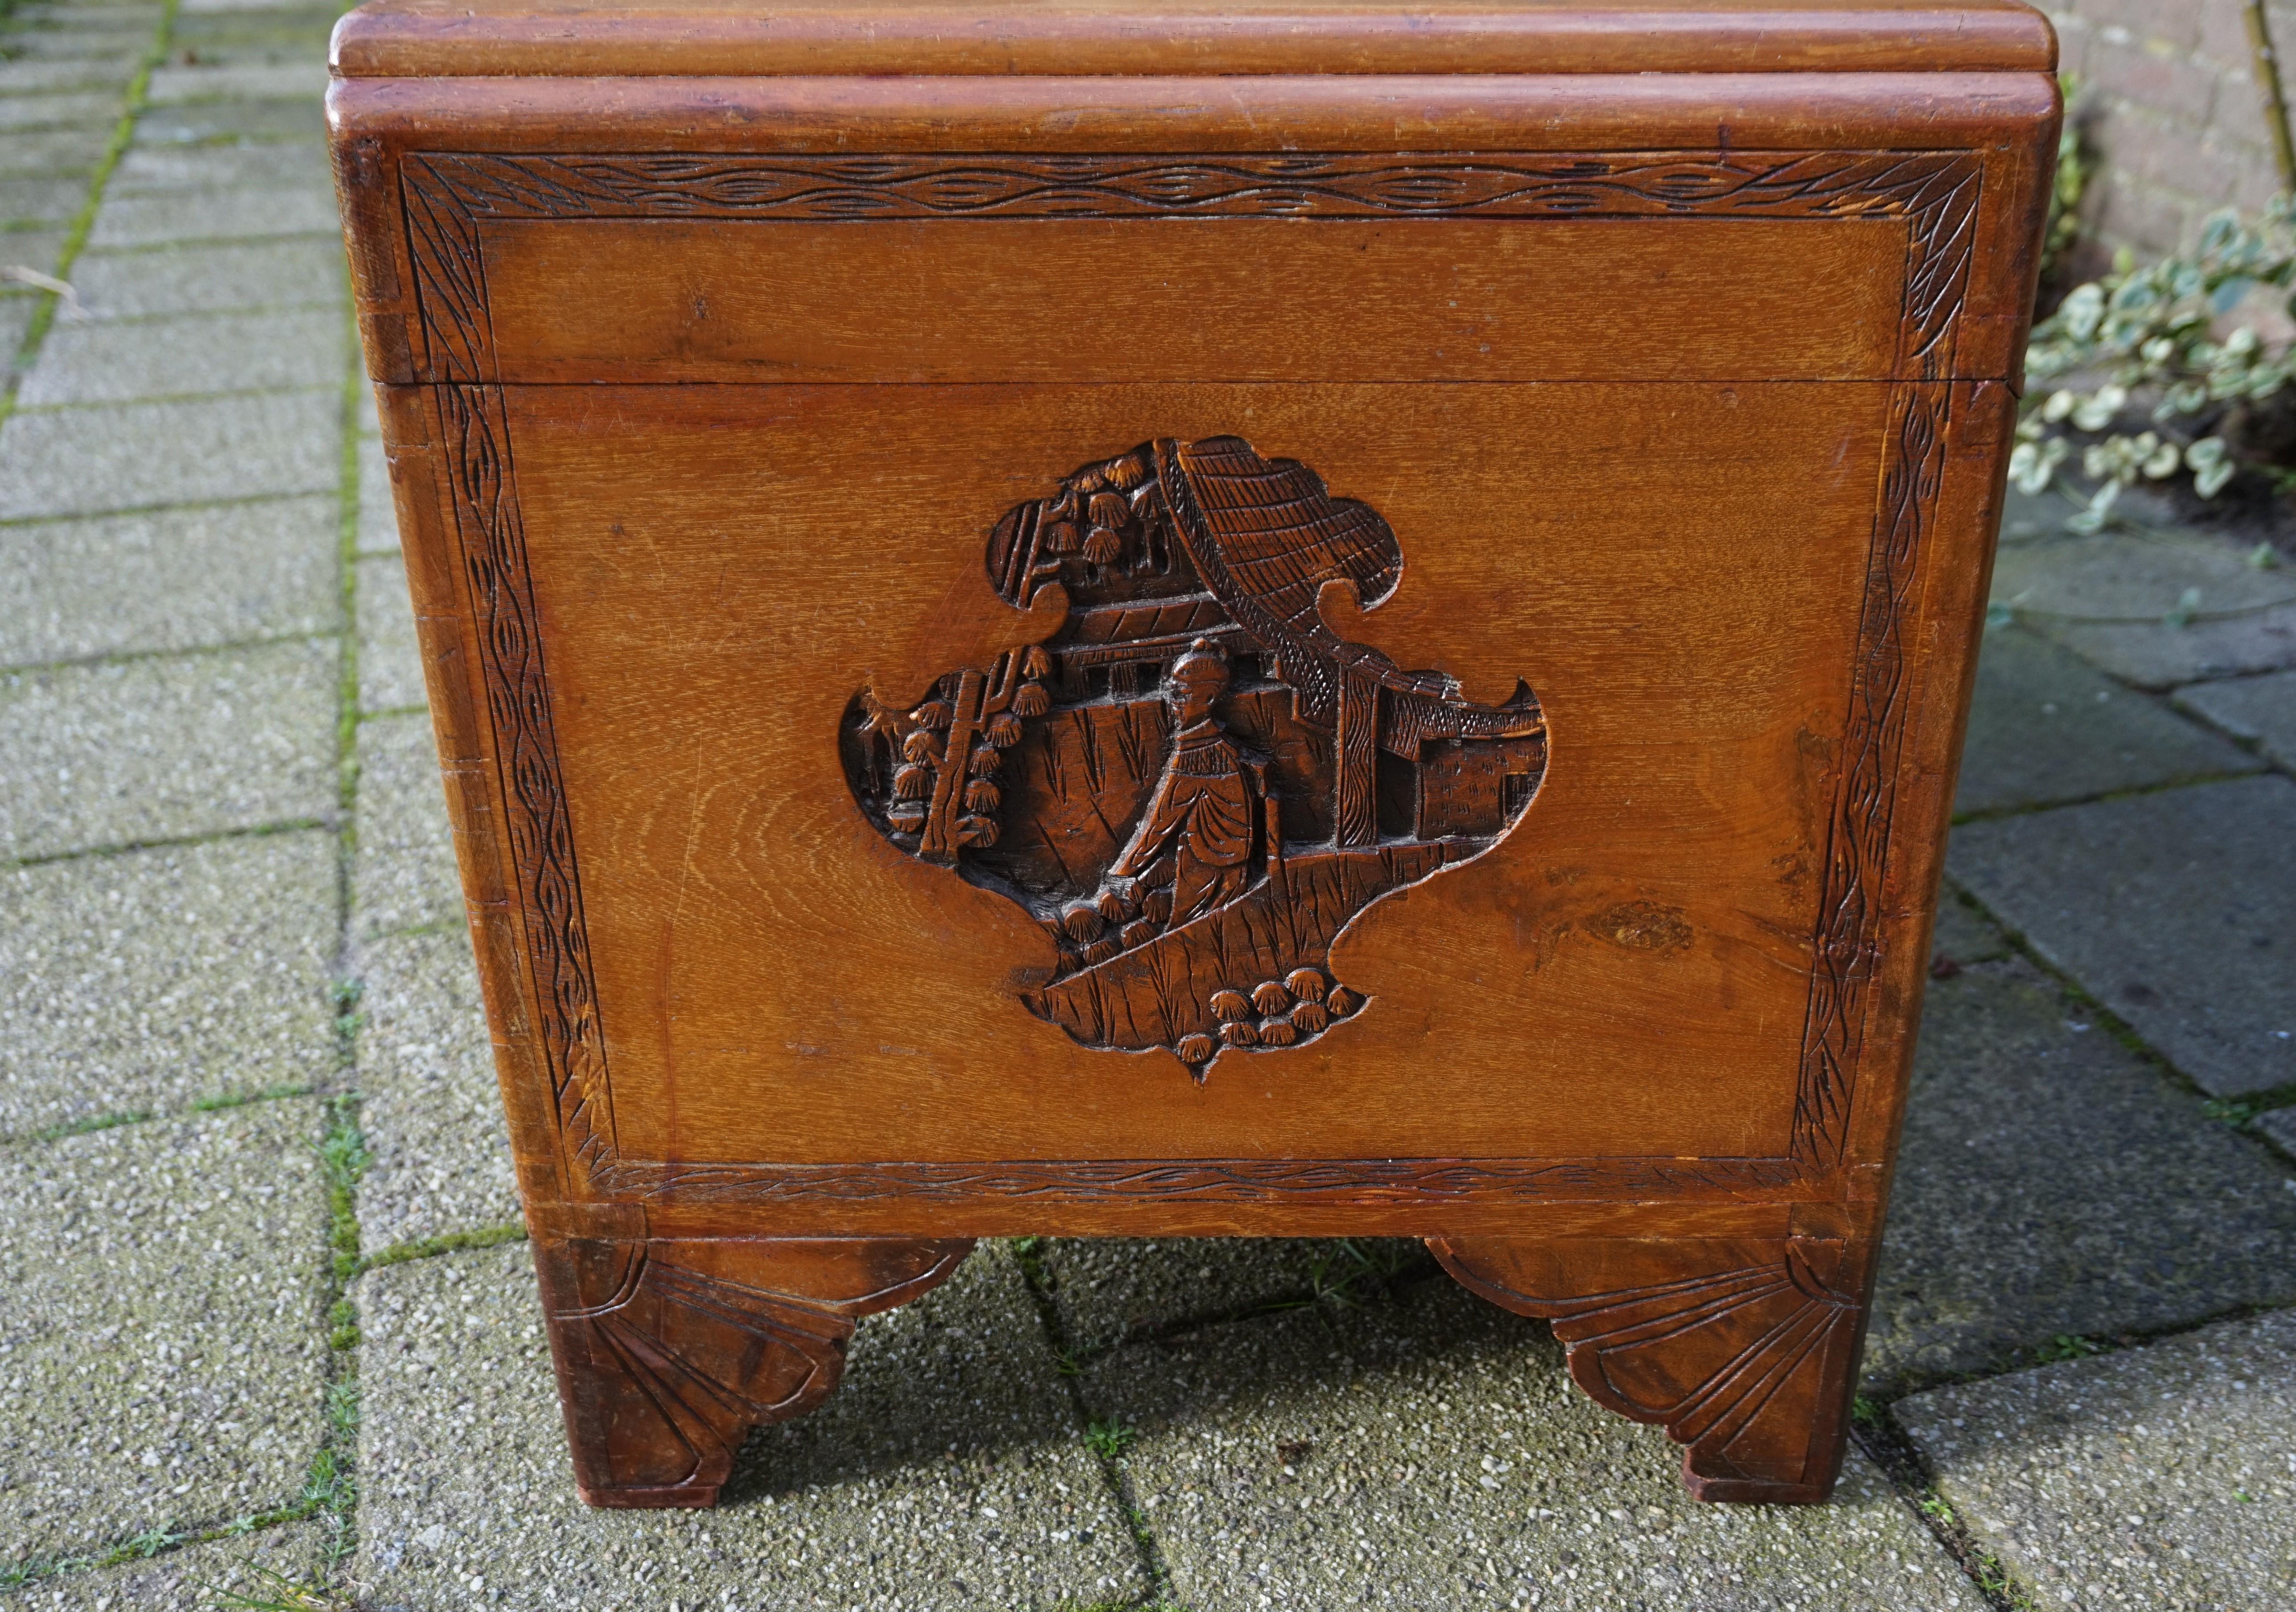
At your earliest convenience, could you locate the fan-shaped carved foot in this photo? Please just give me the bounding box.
[531,1235,973,1508]
[1429,1235,1871,1504]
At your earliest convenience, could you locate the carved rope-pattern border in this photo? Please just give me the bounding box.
[407,150,1973,1192]
[597,1155,1808,1203]
[436,383,615,1181]
[1791,383,1948,1167]
[403,151,1983,383]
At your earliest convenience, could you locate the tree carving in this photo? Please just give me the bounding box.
[531,1235,972,1507]
[1428,1235,1870,1504]
[843,436,1547,1076]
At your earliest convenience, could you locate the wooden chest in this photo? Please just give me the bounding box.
[328,0,2058,1508]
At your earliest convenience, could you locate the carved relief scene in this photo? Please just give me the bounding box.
[842,437,1547,1075]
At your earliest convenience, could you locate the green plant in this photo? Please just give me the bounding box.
[2034,1333,2104,1364]
[2040,76,2091,287]
[1083,1418,1136,1459]
[2013,196,2296,531]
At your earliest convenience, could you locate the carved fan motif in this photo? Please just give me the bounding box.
[842,437,1547,1076]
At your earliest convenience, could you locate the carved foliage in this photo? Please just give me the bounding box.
[842,437,1546,1075]
[534,1237,972,1506]
[1431,1236,1866,1503]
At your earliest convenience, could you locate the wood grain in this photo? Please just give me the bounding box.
[332,4,2056,1504]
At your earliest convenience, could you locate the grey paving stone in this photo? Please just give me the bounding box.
[145,61,326,103]
[352,712,457,943]
[1954,627,2257,816]
[0,637,336,859]
[1927,891,2011,969]
[0,228,67,279]
[0,1102,330,1564]
[0,495,337,667]
[0,389,338,517]
[1950,776,2296,1097]
[1995,528,2296,688]
[0,296,38,365]
[0,1521,330,1609]
[1865,960,2296,1394]
[355,433,394,552]
[0,176,95,225]
[358,551,424,713]
[1038,1236,1432,1356]
[66,238,343,320]
[107,137,330,194]
[0,126,114,179]
[0,56,140,96]
[2176,668,2296,771]
[2259,1106,2296,1158]
[1087,1272,1971,1610]
[354,1241,1147,1611]
[351,928,518,1255]
[17,305,343,404]
[83,182,337,247]
[1897,1311,2296,1612]
[357,375,378,437]
[0,831,336,1136]
[0,95,124,133]
[131,100,325,144]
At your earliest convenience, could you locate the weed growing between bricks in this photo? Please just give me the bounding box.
[1010,1237,1180,1604]
[1852,1401,2042,1612]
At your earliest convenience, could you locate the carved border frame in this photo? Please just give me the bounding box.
[400,149,1980,1196]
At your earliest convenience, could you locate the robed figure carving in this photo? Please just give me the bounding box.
[1109,640,1261,927]
[841,434,1547,1075]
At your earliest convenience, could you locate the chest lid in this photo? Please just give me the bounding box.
[330,0,2054,80]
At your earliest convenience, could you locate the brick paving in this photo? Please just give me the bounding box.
[0,3,2290,1607]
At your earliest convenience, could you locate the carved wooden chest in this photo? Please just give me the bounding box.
[329,0,2057,1508]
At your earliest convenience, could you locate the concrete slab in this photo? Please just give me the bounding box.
[1992,528,2296,688]
[0,637,337,859]
[1086,1271,1972,1610]
[1950,776,2296,1097]
[0,229,67,279]
[0,496,338,667]
[354,1241,1148,1609]
[1927,891,2011,969]
[351,712,457,942]
[144,62,327,103]
[0,126,114,178]
[350,928,519,1256]
[357,551,424,713]
[0,95,124,133]
[1954,627,2257,816]
[130,101,325,144]
[1897,1311,2296,1612]
[66,239,344,320]
[1038,1236,1433,1356]
[2260,1106,2296,1158]
[355,433,395,552]
[0,57,140,97]
[1865,961,2296,1393]
[17,306,344,404]
[106,138,330,194]
[0,1101,330,1565]
[2175,668,2296,771]
[0,1520,329,1609]
[6,1526,332,1608]
[0,390,338,517]
[0,831,337,1136]
[83,184,337,247]
[0,176,96,225]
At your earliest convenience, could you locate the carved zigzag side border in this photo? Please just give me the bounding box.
[410,150,1972,1192]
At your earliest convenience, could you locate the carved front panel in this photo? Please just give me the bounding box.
[842,437,1544,1075]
